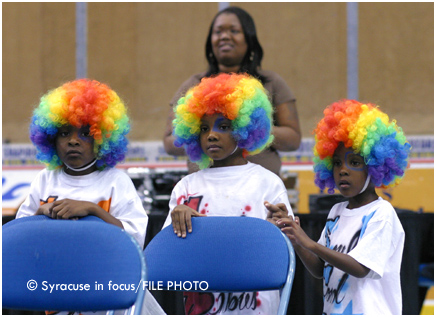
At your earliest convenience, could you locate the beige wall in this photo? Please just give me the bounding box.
[2,2,433,143]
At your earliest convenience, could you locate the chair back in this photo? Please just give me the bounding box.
[3,216,146,314]
[144,216,295,314]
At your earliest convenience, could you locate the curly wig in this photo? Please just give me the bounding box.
[313,99,411,194]
[173,73,274,169]
[30,79,130,170]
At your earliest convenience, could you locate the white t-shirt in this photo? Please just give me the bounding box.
[317,197,405,315]
[163,162,294,315]
[16,168,148,248]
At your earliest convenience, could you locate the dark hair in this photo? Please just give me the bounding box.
[205,6,265,83]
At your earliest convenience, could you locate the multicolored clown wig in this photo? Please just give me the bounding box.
[313,99,411,194]
[173,73,274,169]
[30,79,130,170]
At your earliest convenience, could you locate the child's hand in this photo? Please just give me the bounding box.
[277,216,313,250]
[36,202,54,216]
[264,201,290,227]
[170,204,206,238]
[49,199,95,219]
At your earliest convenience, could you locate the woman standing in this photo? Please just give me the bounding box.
[163,6,301,176]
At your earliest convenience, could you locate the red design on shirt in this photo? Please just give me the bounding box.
[177,194,203,212]
[184,292,214,315]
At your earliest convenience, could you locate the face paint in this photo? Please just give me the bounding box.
[55,125,97,175]
[333,143,371,198]
[199,113,241,167]
[344,151,366,171]
[212,115,231,133]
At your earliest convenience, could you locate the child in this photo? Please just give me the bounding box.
[276,99,411,314]
[16,79,148,248]
[15,78,167,316]
[162,73,294,315]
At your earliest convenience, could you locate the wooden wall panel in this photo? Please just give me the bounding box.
[86,2,217,141]
[2,2,433,143]
[237,2,348,133]
[359,2,434,134]
[2,2,75,143]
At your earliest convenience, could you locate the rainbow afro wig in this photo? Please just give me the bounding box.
[30,79,130,170]
[313,99,411,194]
[173,73,274,169]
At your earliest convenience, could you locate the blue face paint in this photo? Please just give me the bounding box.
[344,151,365,171]
[58,125,93,143]
[212,115,231,133]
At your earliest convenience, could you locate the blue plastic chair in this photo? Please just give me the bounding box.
[144,216,296,314]
[3,216,146,314]
[2,214,55,229]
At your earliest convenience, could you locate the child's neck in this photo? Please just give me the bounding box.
[211,156,248,168]
[63,159,98,176]
[210,146,248,168]
[347,190,379,209]
[211,158,248,168]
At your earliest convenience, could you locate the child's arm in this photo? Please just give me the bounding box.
[278,217,370,278]
[37,199,123,229]
[170,204,206,238]
[264,203,324,278]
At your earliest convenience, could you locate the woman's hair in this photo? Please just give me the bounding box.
[205,6,265,83]
[29,79,130,170]
[313,99,411,194]
[173,73,274,169]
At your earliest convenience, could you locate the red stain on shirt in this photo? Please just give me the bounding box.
[177,195,186,205]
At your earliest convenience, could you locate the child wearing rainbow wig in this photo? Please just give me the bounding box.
[17,79,148,249]
[276,99,410,314]
[172,72,274,170]
[313,99,410,195]
[162,73,294,315]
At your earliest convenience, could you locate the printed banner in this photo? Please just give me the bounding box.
[4,136,433,168]
[2,136,433,214]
